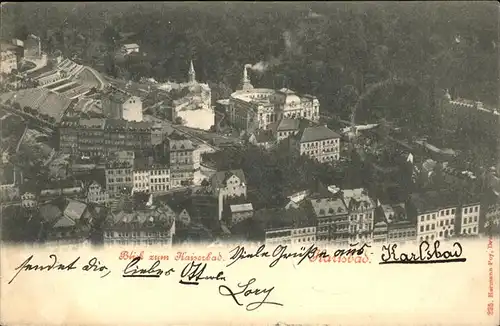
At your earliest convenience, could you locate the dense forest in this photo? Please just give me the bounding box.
[1,3,498,159]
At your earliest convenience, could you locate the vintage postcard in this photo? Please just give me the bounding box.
[1,2,499,325]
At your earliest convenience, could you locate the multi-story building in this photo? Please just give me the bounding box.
[105,161,133,198]
[296,126,341,163]
[226,66,320,132]
[485,201,500,230]
[409,191,458,242]
[342,188,375,243]
[102,88,143,122]
[265,225,317,246]
[162,133,194,188]
[378,203,417,244]
[132,157,171,194]
[0,49,18,75]
[86,181,110,205]
[45,200,93,247]
[103,205,176,246]
[459,201,481,236]
[59,118,153,157]
[229,203,254,226]
[21,192,37,209]
[310,197,349,245]
[276,118,302,142]
[209,169,247,220]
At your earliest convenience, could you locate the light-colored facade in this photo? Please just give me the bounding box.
[103,206,176,247]
[86,181,110,205]
[460,203,480,236]
[342,188,375,243]
[164,135,194,187]
[227,66,320,132]
[0,50,18,75]
[102,89,143,122]
[298,126,341,163]
[265,225,317,246]
[210,169,247,220]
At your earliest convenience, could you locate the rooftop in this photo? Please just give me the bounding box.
[410,191,459,213]
[0,88,73,123]
[277,118,300,131]
[230,203,254,213]
[300,125,340,143]
[310,198,348,218]
[210,169,247,189]
[64,200,88,221]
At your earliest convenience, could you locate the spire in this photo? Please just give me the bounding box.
[240,64,254,90]
[188,60,196,83]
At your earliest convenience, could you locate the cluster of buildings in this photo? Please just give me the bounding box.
[263,186,485,246]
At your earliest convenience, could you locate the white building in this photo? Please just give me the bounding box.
[0,50,18,75]
[102,89,143,122]
[227,66,320,132]
[460,202,480,236]
[297,126,341,163]
[86,181,110,205]
[121,43,140,55]
[209,169,247,220]
[133,159,171,194]
[265,225,316,246]
[342,188,375,242]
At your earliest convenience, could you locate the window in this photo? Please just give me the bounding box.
[440,221,443,227]
[475,206,478,212]
[474,216,478,222]
[426,215,430,221]
[431,224,435,230]
[441,211,444,216]
[426,225,430,231]
[439,231,443,237]
[451,209,455,214]
[446,209,449,215]
[432,214,436,219]
[445,219,449,225]
[421,216,424,222]
[473,226,477,233]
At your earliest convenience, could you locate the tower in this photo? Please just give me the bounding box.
[188,60,196,84]
[240,64,254,90]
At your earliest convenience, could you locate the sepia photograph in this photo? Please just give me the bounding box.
[0,2,499,325]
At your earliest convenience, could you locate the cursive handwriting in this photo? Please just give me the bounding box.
[219,278,283,311]
[8,254,79,284]
[179,261,226,285]
[227,244,270,267]
[380,240,466,264]
[122,256,175,277]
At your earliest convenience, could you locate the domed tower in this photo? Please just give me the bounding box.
[188,60,196,84]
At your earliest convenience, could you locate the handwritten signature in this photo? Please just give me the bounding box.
[179,261,226,285]
[380,240,466,264]
[122,256,175,277]
[8,254,111,284]
[219,278,283,311]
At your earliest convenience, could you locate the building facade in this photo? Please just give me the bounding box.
[229,203,254,226]
[163,134,195,188]
[227,66,320,132]
[265,225,317,246]
[459,202,480,236]
[59,118,153,157]
[297,126,341,163]
[102,88,143,122]
[0,50,18,75]
[86,181,109,205]
[105,161,133,198]
[310,197,349,245]
[342,188,375,243]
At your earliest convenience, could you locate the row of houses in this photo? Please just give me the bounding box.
[262,187,486,246]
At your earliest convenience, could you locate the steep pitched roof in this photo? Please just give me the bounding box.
[53,215,76,228]
[64,200,87,220]
[300,125,340,143]
[277,118,300,131]
[210,169,247,189]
